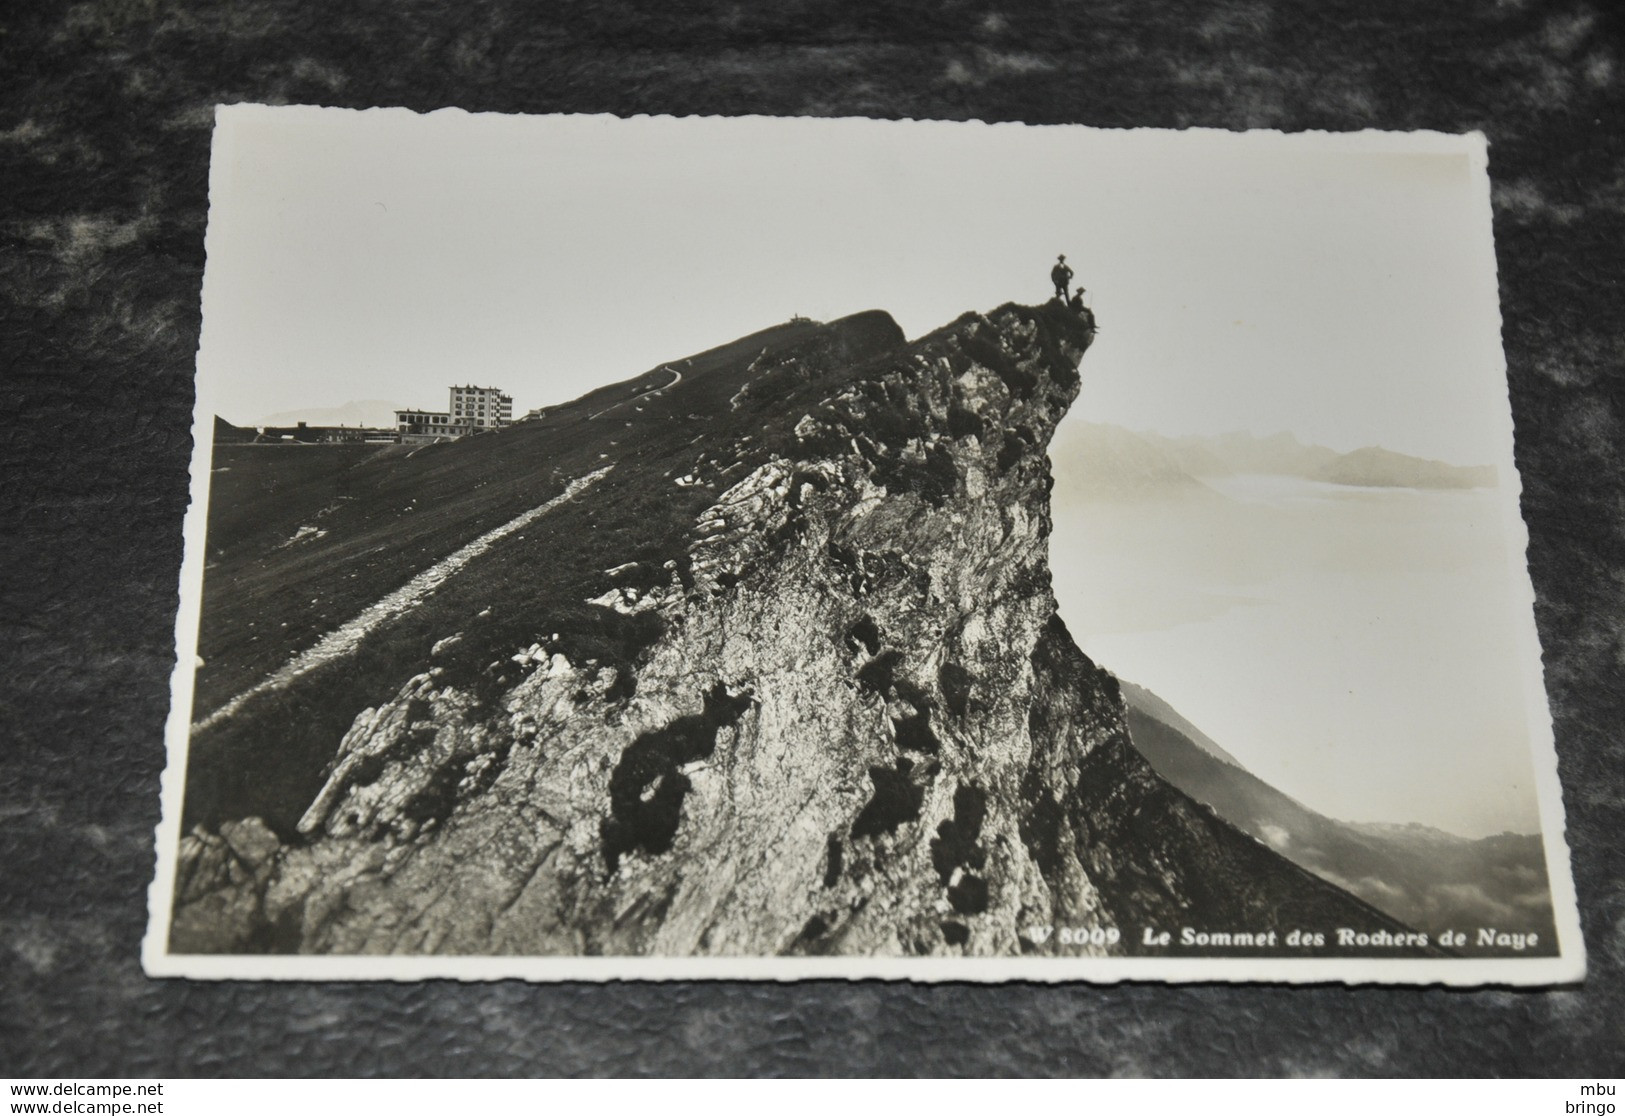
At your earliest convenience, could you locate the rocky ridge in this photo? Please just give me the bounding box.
[171,302,1420,958]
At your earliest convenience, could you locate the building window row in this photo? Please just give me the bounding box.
[396,386,513,440]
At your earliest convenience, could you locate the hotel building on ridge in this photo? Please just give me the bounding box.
[397,385,514,444]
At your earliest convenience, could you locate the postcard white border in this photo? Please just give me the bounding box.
[143,106,1585,985]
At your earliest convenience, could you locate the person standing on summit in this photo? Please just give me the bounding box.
[1051,254,1074,301]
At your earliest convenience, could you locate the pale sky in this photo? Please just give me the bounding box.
[200,107,1509,468]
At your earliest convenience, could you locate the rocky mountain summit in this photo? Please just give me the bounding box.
[171,301,1419,958]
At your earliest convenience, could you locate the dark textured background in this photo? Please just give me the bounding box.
[2,0,1621,1078]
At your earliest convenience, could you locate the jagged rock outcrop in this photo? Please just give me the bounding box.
[171,302,1419,958]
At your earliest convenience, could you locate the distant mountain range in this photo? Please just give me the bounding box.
[259,399,407,429]
[1050,422,1219,501]
[1117,680,1556,946]
[1053,423,1496,498]
[1309,444,1497,489]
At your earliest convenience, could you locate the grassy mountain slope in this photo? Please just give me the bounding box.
[184,311,906,833]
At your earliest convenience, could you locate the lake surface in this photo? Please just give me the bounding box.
[1049,474,1545,837]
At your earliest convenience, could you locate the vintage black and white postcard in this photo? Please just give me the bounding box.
[145,105,1583,983]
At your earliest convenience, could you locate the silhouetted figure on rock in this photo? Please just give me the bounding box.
[1069,286,1097,331]
[1051,254,1073,301]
